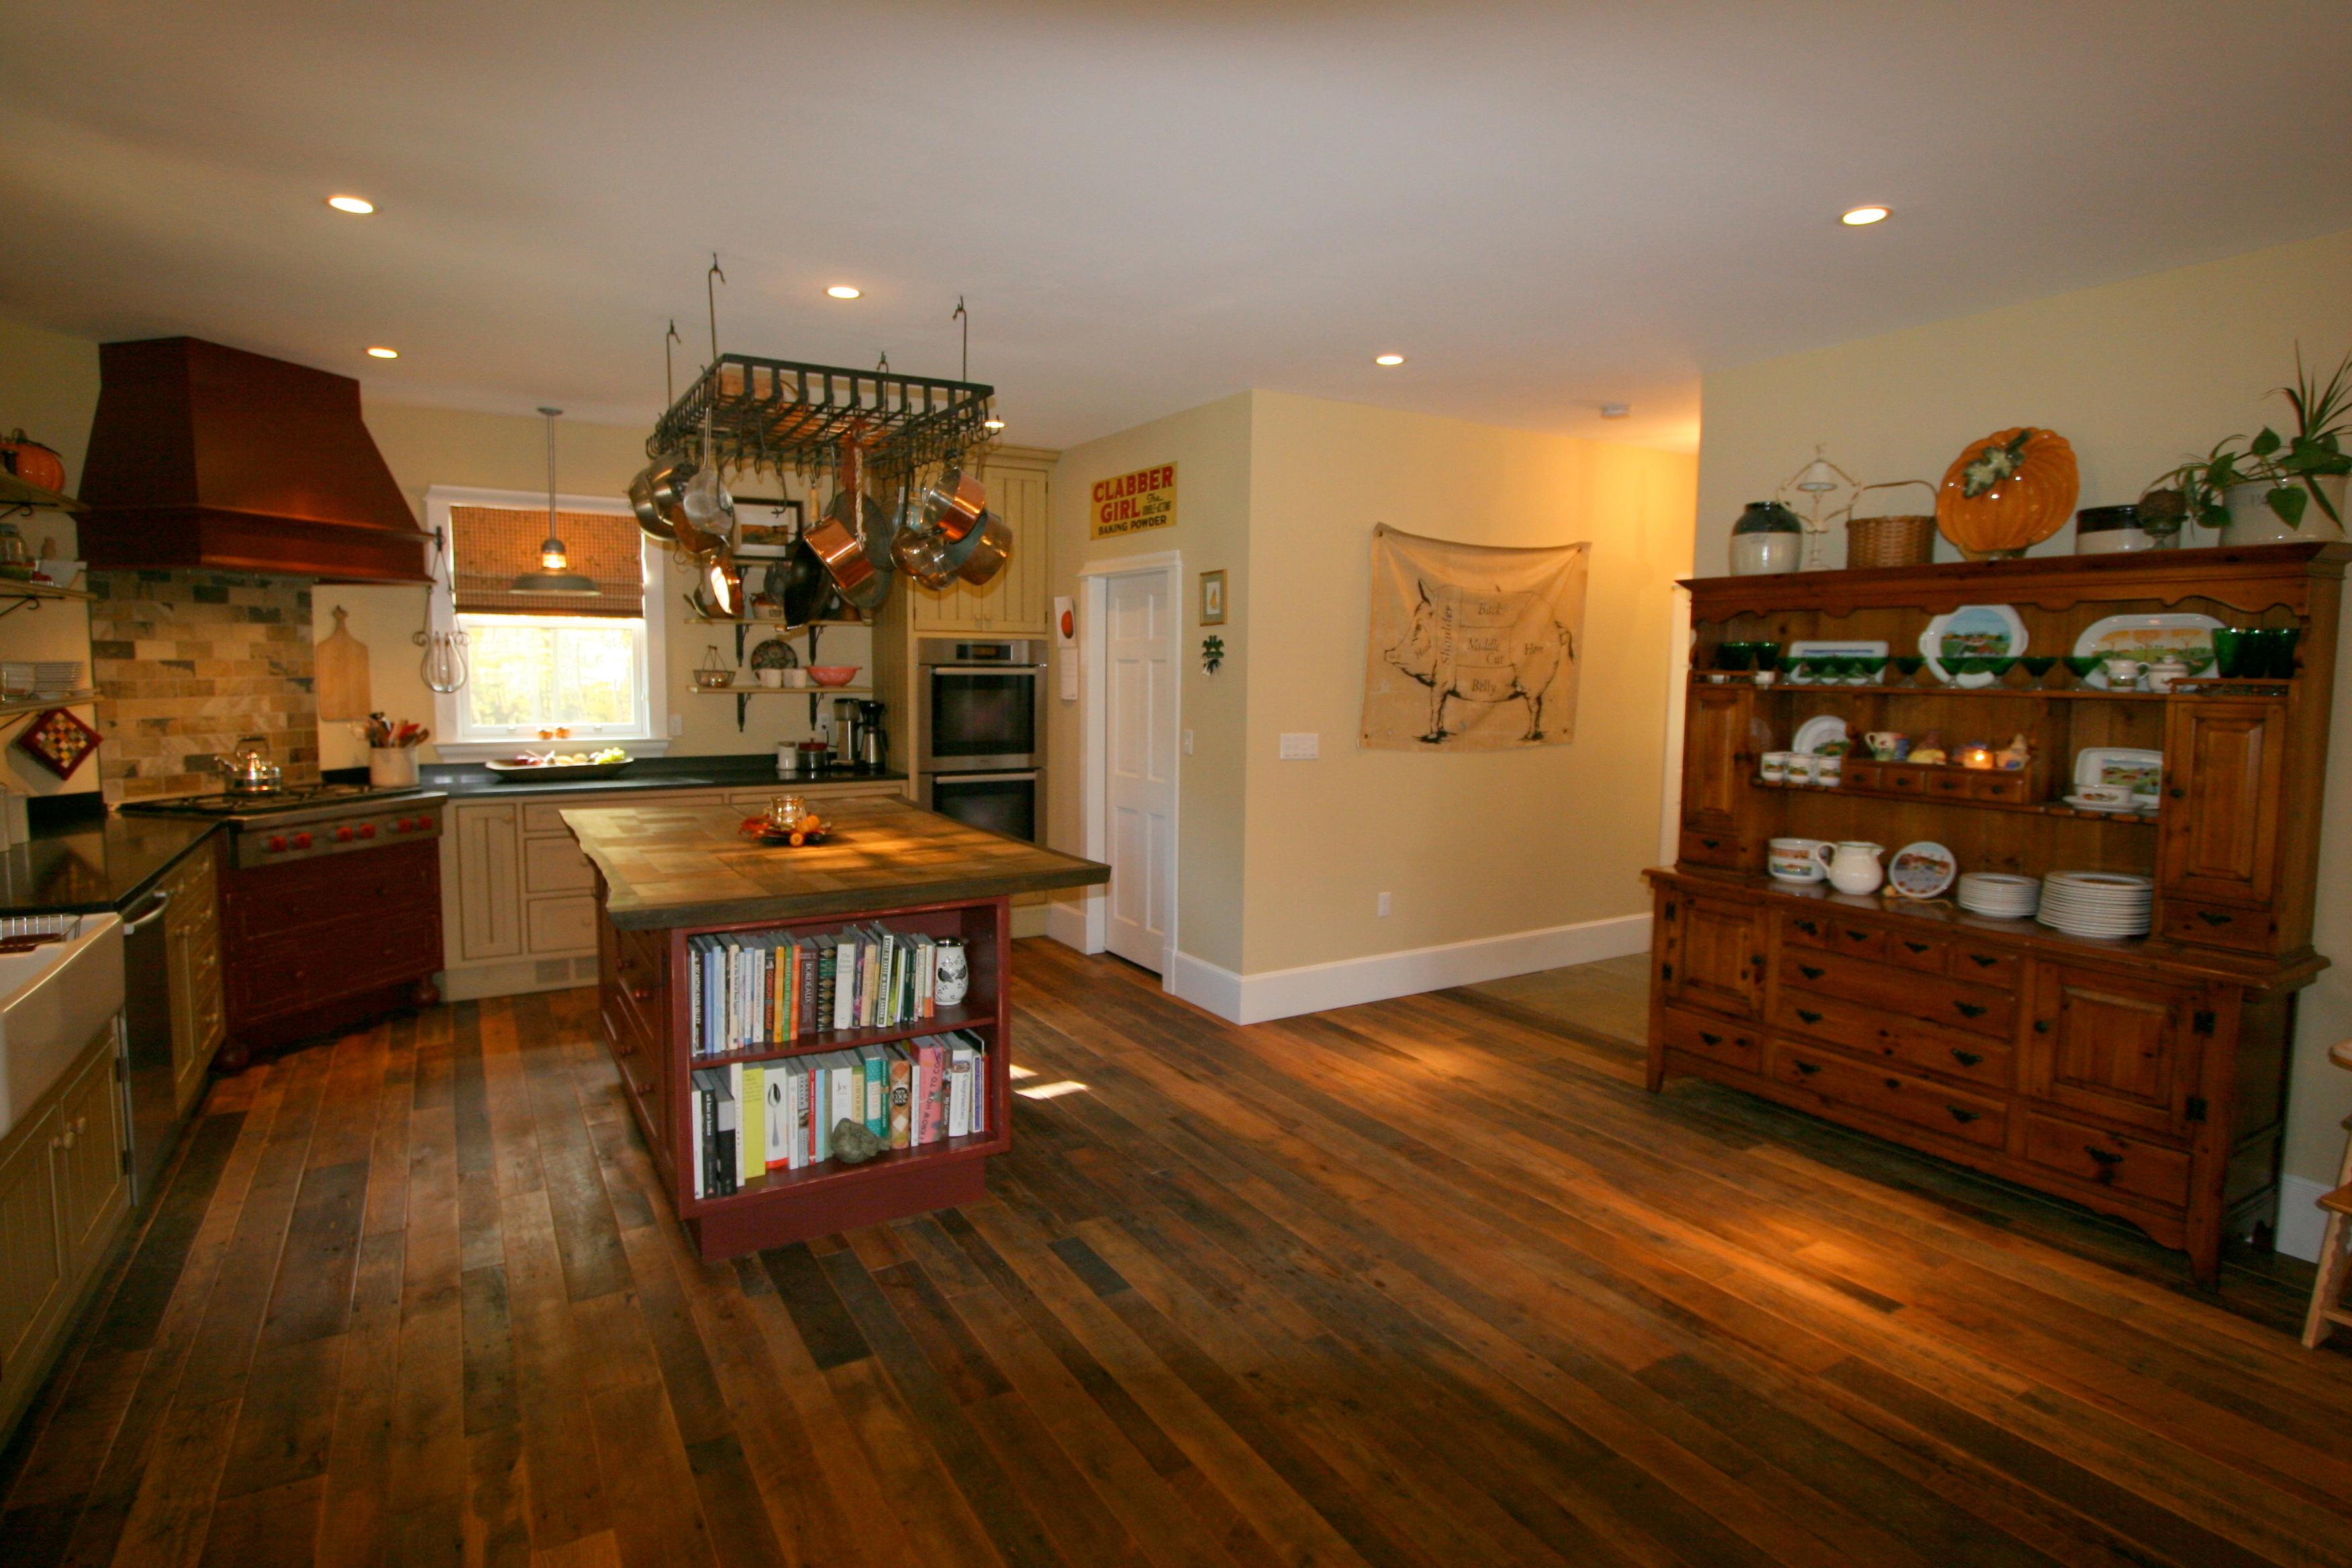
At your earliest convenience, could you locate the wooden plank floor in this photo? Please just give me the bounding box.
[6,941,2351,1568]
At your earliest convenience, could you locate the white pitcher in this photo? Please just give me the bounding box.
[1827,841,1886,895]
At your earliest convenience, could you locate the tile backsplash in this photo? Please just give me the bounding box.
[90,571,319,801]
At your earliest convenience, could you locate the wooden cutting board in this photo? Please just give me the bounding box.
[315,605,372,720]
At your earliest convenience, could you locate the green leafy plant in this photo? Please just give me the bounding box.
[2146,344,2351,531]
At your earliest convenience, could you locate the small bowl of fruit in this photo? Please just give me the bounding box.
[483,746,636,781]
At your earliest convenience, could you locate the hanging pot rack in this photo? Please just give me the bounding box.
[647,352,996,487]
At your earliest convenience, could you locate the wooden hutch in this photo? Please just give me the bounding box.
[1647,542,2346,1284]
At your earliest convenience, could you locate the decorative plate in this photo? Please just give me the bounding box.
[740,818,832,847]
[748,635,799,671]
[2071,611,2221,689]
[15,706,100,779]
[1791,716,1851,756]
[1888,841,1958,899]
[1785,639,1889,684]
[1920,603,2028,687]
[2073,746,2163,795]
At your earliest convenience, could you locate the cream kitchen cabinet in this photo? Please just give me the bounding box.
[441,781,904,1000]
[905,460,1050,633]
[160,842,224,1116]
[0,1020,130,1442]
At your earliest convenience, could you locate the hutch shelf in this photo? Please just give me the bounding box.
[1647,542,2347,1285]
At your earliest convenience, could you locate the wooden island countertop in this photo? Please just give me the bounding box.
[562,795,1108,930]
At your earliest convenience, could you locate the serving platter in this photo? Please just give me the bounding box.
[2073,611,2221,689]
[2073,746,2163,795]
[1792,716,1851,755]
[1785,639,1888,685]
[484,755,635,781]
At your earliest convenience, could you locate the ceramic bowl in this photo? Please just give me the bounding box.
[807,666,863,688]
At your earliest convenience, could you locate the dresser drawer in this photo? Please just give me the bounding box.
[1658,1006,1763,1075]
[1883,931,1947,972]
[1771,1044,2008,1150]
[526,895,599,954]
[1779,946,2016,1040]
[1820,920,1885,963]
[1678,827,1745,869]
[2022,1113,2191,1209]
[2158,899,2275,953]
[1781,910,1834,949]
[1771,987,2014,1090]
[523,834,595,895]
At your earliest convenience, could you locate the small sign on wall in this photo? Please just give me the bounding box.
[1090,463,1177,538]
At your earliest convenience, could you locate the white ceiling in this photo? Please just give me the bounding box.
[5,1,2350,456]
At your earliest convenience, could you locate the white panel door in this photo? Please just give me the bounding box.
[1105,568,1177,971]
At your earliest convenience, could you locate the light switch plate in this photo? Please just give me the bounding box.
[1182,729,1195,755]
[1279,732,1319,760]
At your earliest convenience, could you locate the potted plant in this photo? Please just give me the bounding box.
[2146,346,2349,545]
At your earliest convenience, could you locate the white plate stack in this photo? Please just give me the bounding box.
[1957,873,2039,920]
[32,660,84,697]
[2035,871,2153,938]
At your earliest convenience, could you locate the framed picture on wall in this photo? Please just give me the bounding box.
[1199,569,1227,626]
[733,499,803,559]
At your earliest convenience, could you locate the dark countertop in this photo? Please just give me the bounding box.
[425,754,905,799]
[0,808,219,918]
[565,797,1106,930]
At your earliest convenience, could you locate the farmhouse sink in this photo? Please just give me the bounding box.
[0,914,124,1141]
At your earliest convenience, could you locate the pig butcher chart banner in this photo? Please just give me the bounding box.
[1363,524,1589,750]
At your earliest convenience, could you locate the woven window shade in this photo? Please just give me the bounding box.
[450,505,645,618]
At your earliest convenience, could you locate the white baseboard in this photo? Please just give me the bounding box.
[1045,899,1099,954]
[1166,912,1651,1026]
[1010,902,1050,939]
[2277,1175,2328,1263]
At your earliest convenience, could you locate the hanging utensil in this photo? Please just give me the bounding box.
[952,509,1013,586]
[413,524,469,693]
[803,437,891,611]
[627,454,693,544]
[700,551,744,618]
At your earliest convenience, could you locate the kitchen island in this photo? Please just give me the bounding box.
[564,795,1108,1259]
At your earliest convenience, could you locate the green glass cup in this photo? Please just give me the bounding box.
[1712,641,1755,672]
[1949,654,1988,681]
[2255,626,2302,679]
[1791,657,1818,685]
[1979,655,2018,684]
[1888,654,1926,686]
[2019,655,2057,687]
[1850,654,1888,686]
[1751,642,1783,674]
[2062,654,2103,685]
[2211,628,2253,679]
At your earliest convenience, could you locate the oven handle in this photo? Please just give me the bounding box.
[930,770,1040,784]
[926,663,1047,674]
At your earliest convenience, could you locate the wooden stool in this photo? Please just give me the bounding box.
[2301,1040,2352,1348]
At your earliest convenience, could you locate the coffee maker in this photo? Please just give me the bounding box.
[850,700,888,775]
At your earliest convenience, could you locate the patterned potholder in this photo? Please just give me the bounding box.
[17,706,101,778]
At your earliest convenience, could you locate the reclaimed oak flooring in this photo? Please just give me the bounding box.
[5,941,2351,1567]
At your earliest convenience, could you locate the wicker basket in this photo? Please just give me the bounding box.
[1847,513,1937,569]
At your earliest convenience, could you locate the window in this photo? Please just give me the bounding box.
[423,487,669,758]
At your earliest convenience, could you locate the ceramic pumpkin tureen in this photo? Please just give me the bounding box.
[1935,426,2079,558]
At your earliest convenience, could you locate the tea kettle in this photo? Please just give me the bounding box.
[214,735,283,795]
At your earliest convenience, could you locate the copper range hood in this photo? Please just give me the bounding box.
[78,336,432,583]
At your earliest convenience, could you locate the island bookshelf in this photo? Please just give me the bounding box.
[599,892,1014,1259]
[1649,542,2346,1284]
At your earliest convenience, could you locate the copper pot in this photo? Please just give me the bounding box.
[953,510,1013,586]
[919,464,988,542]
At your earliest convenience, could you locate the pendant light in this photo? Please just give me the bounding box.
[511,405,599,596]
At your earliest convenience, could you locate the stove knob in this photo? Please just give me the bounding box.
[358,823,377,839]
[267,834,288,853]
[335,826,354,842]
[292,832,313,850]
[417,816,435,832]
[391,817,409,832]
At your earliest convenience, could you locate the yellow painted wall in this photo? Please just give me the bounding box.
[1045,393,1253,971]
[0,318,101,797]
[1694,226,2352,1192]
[1240,391,1695,972]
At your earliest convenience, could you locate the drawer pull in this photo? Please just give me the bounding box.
[1946,1106,1981,1125]
[2169,787,2186,799]
[1951,1049,1983,1068]
[1794,1059,1820,1076]
[2085,1146,2122,1166]
[1700,1030,1723,1046]
[1700,837,1721,850]
[2197,910,2234,927]
[1885,1078,1903,1091]
[1799,964,1826,980]
[1796,1008,1824,1025]
[1795,919,1820,936]
[2035,1018,2052,1034]
[1903,941,1932,954]
[1843,929,1871,943]
[1967,953,2000,969]
[1953,1001,1988,1019]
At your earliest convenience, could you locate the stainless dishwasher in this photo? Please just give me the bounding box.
[118,884,178,1207]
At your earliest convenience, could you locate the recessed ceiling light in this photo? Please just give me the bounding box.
[326,195,375,214]
[1841,205,1890,226]
[1374,354,1406,366]
[1600,403,1630,419]
[365,346,399,358]
[826,285,862,299]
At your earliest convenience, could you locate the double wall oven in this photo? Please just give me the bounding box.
[916,637,1044,842]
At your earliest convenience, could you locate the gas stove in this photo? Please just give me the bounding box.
[121,784,448,868]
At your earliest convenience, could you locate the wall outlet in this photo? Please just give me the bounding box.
[1278,732,1320,760]
[1377,891,1391,918]
[1183,728,1195,755]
